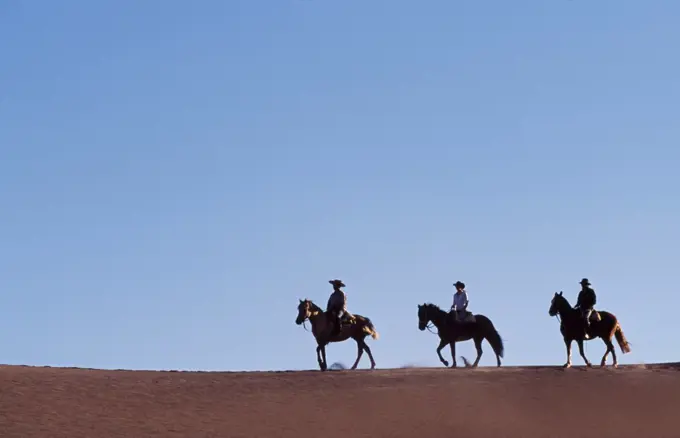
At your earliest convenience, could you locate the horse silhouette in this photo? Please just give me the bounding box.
[295,299,379,371]
[549,291,631,368]
[418,303,504,368]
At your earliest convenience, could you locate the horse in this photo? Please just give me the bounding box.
[548,291,631,368]
[295,299,379,371]
[417,303,504,368]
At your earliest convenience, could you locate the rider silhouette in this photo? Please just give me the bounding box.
[326,279,353,336]
[575,278,597,333]
[450,281,469,323]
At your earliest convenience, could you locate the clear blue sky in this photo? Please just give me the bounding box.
[1,0,678,371]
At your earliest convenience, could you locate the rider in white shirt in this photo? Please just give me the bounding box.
[451,281,469,322]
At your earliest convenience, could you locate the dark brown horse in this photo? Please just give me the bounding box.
[548,291,631,368]
[417,303,504,368]
[295,299,379,371]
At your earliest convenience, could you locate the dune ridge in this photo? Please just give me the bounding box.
[1,362,678,438]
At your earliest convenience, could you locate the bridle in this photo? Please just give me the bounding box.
[550,296,563,324]
[298,304,321,332]
[419,306,442,335]
[553,312,561,324]
[424,321,438,335]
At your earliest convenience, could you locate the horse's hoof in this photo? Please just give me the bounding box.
[442,361,449,367]
[586,363,593,368]
[613,363,618,368]
[563,363,572,369]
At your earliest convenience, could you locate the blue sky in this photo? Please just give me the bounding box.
[1,0,678,371]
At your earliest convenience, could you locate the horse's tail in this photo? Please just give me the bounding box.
[361,317,379,340]
[483,318,504,358]
[614,322,632,354]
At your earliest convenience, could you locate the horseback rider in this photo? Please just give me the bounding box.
[575,278,597,332]
[450,281,469,323]
[326,279,354,336]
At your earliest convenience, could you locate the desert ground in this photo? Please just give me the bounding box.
[1,362,678,438]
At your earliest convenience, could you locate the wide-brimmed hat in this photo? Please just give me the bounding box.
[329,279,346,287]
[453,281,466,289]
[579,278,591,285]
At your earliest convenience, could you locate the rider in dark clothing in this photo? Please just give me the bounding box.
[326,279,349,336]
[575,278,597,332]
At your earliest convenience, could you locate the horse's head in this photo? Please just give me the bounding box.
[549,291,568,317]
[418,303,435,331]
[296,299,322,325]
[296,299,312,325]
[417,304,427,330]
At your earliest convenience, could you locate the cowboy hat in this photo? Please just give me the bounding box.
[579,278,591,285]
[329,279,346,287]
[453,281,466,289]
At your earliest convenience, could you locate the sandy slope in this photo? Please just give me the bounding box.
[1,363,678,438]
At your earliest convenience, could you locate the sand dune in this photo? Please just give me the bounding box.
[1,363,678,438]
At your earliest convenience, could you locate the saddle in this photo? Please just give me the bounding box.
[326,311,356,332]
[588,311,601,322]
[448,310,476,325]
[459,311,476,324]
[340,314,357,326]
[581,309,601,323]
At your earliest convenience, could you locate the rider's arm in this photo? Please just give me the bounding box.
[463,291,469,310]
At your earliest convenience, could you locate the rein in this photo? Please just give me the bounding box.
[300,308,322,333]
[422,308,447,335]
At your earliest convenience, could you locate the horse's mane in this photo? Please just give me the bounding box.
[553,293,572,305]
[422,302,446,313]
[301,298,322,311]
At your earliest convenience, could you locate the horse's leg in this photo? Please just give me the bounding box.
[576,339,592,367]
[602,338,619,368]
[316,345,325,371]
[599,339,610,367]
[350,338,364,370]
[362,339,377,370]
[320,345,328,371]
[472,337,483,367]
[493,334,502,367]
[602,337,617,367]
[563,338,573,368]
[436,338,449,367]
[448,341,458,368]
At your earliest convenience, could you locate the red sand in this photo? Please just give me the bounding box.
[1,363,678,438]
